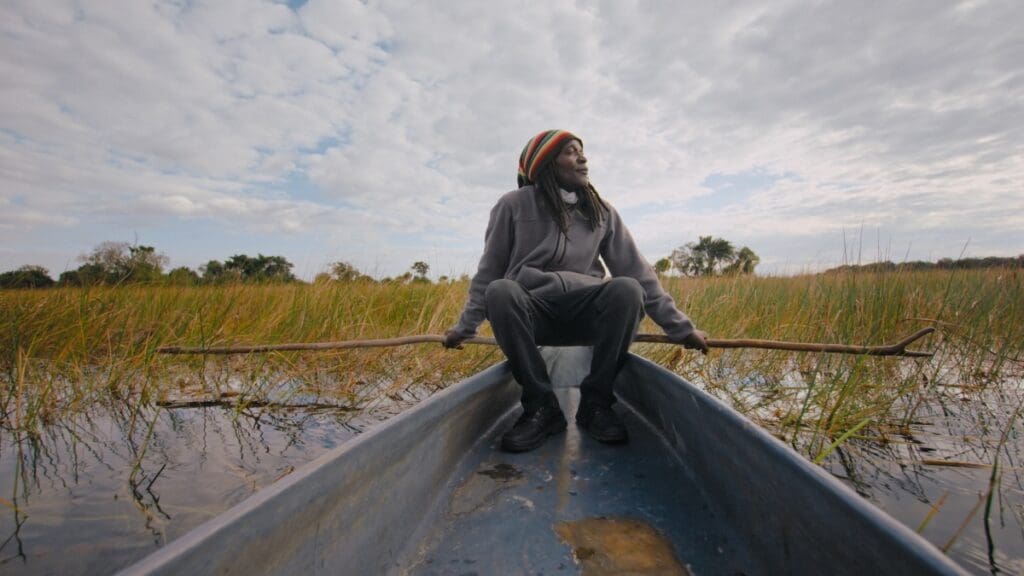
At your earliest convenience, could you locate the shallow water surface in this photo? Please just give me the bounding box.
[3,362,1023,575]
[820,381,1024,575]
[0,385,427,575]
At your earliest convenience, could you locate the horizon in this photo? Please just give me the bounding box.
[6,240,1020,284]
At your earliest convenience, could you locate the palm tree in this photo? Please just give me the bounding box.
[702,236,736,275]
[724,246,760,275]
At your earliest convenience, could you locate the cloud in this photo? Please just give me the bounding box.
[0,0,1021,279]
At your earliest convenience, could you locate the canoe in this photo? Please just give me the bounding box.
[120,347,966,575]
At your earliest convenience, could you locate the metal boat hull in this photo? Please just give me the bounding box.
[121,348,964,575]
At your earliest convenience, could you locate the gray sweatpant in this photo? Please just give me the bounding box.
[484,277,645,413]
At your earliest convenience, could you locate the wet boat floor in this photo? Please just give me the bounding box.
[407,388,755,575]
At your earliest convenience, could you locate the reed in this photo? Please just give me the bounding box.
[636,267,1023,456]
[1,268,1021,460]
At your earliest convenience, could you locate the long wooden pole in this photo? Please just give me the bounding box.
[156,327,935,358]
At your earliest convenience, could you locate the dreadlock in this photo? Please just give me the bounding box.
[534,164,609,234]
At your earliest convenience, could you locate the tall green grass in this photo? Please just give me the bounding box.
[2,268,1021,459]
[0,281,500,438]
[641,268,1023,456]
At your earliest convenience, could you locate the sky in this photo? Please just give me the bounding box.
[2,0,1022,280]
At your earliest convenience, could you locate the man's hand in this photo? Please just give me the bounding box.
[679,330,709,355]
[443,329,469,350]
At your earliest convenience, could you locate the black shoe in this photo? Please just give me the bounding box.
[576,402,628,444]
[501,404,567,453]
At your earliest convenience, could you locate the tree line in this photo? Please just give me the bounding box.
[823,255,1023,274]
[0,241,453,289]
[2,236,759,289]
[8,236,1011,289]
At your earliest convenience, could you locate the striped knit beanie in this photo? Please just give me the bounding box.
[517,129,581,187]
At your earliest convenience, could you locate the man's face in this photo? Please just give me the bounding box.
[553,139,589,190]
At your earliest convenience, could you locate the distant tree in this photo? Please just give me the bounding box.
[223,254,296,283]
[724,246,760,275]
[124,245,167,282]
[59,262,106,286]
[0,265,55,288]
[57,269,79,286]
[823,254,1024,274]
[699,236,736,276]
[225,255,261,279]
[330,261,371,282]
[654,257,672,277]
[166,266,199,286]
[411,261,430,282]
[670,236,758,277]
[200,259,234,284]
[81,241,130,277]
[670,243,700,277]
[58,269,82,286]
[198,255,296,284]
[670,237,712,276]
[74,241,168,284]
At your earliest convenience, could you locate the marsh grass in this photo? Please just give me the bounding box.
[637,268,1023,457]
[0,281,500,441]
[1,268,1021,461]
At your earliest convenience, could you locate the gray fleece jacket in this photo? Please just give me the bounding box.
[451,186,696,340]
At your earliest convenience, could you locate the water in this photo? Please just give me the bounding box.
[0,384,431,575]
[2,362,1022,574]
[820,381,1024,574]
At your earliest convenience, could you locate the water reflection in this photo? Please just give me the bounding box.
[0,383,429,576]
[818,380,1024,575]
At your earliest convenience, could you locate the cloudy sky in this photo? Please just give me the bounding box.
[2,0,1021,280]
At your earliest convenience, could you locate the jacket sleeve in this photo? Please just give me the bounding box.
[600,207,696,341]
[451,199,514,337]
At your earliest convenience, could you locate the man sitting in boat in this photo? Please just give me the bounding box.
[445,129,708,452]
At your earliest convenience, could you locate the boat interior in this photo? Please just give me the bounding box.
[405,382,753,575]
